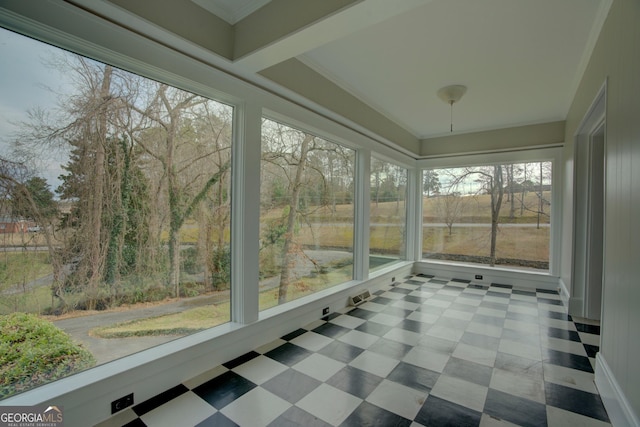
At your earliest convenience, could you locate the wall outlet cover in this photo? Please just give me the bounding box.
[111,393,134,414]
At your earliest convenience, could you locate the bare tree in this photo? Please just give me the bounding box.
[276,133,312,303]
[261,120,354,304]
[506,164,515,219]
[11,57,123,309]
[372,159,383,207]
[194,105,232,290]
[435,193,464,236]
[130,84,231,297]
[11,51,232,308]
[520,163,529,216]
[447,165,504,266]
[488,165,504,265]
[87,64,112,298]
[511,161,551,227]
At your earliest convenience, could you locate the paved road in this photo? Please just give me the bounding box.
[52,294,222,364]
[423,222,550,228]
[0,245,55,252]
[2,273,54,295]
[312,222,550,228]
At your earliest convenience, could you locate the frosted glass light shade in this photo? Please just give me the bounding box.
[437,85,467,104]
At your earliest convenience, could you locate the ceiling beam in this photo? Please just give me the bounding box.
[234,0,432,72]
[261,58,421,154]
[104,0,234,59]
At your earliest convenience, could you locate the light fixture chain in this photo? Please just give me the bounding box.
[450,101,454,132]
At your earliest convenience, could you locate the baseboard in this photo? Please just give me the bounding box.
[595,353,640,427]
[568,297,584,317]
[413,260,559,291]
[558,278,570,307]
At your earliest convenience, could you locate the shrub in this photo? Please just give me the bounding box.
[0,313,95,398]
[180,281,205,298]
[181,247,201,275]
[210,246,230,291]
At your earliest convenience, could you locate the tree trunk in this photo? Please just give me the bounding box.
[374,171,380,207]
[509,164,515,219]
[489,165,504,266]
[105,139,131,285]
[163,90,181,296]
[278,135,312,304]
[87,65,112,309]
[537,162,543,229]
[168,161,181,297]
[520,166,527,216]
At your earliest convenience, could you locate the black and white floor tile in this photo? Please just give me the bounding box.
[99,275,610,427]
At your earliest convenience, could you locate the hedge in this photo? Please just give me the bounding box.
[0,313,95,398]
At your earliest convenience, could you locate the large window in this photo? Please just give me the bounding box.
[0,28,233,398]
[259,119,355,310]
[369,157,407,271]
[422,161,552,271]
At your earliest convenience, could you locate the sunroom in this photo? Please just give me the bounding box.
[0,1,638,426]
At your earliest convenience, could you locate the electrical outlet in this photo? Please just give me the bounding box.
[475,274,483,280]
[322,307,330,316]
[111,393,134,414]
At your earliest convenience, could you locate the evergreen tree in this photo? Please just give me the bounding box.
[423,170,440,197]
[11,176,57,220]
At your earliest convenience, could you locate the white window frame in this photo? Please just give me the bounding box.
[417,147,563,280]
[369,155,412,268]
[257,113,360,304]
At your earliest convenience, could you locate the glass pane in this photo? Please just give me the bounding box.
[422,162,551,271]
[0,28,232,398]
[369,157,407,271]
[259,119,355,310]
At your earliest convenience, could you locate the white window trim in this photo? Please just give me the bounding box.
[355,149,372,280]
[369,155,412,267]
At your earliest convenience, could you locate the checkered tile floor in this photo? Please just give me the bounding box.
[104,275,610,427]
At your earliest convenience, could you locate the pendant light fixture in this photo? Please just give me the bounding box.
[437,85,467,132]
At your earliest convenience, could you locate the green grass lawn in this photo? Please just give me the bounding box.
[0,286,53,316]
[0,251,54,315]
[423,225,549,262]
[92,303,231,338]
[0,251,52,286]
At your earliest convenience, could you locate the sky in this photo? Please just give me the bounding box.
[0,27,75,191]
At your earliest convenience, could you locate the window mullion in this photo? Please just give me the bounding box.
[406,167,422,262]
[353,149,371,281]
[231,102,261,324]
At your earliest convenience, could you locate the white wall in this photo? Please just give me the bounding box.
[561,0,640,424]
[420,121,565,157]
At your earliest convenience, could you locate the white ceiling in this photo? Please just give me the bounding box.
[299,0,607,138]
[191,0,271,24]
[195,0,608,139]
